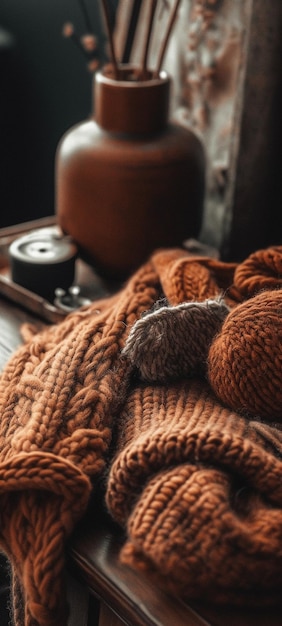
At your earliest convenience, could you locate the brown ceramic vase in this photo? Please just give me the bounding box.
[55,65,205,279]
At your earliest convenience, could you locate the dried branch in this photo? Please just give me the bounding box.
[154,0,182,77]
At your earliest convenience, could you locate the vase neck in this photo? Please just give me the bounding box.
[93,66,170,135]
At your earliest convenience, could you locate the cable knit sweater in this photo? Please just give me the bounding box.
[0,246,282,625]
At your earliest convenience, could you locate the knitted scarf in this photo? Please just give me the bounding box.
[1,246,282,624]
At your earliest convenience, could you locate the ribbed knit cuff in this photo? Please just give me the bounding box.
[106,381,282,606]
[119,461,282,606]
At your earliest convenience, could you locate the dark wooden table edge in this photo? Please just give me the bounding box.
[68,512,210,626]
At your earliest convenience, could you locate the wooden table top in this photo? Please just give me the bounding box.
[70,499,282,626]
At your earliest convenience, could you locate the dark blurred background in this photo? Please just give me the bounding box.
[0,0,119,227]
[1,1,282,263]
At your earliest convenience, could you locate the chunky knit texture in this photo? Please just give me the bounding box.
[0,262,161,626]
[1,245,282,623]
[106,246,282,607]
[106,380,282,606]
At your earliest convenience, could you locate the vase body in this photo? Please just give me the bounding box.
[55,66,205,279]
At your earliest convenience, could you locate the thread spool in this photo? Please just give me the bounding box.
[9,227,77,301]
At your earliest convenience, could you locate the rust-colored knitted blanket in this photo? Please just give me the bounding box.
[1,246,282,624]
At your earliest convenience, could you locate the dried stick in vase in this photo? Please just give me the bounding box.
[100,0,119,79]
[153,0,182,77]
[77,0,94,33]
[140,0,158,79]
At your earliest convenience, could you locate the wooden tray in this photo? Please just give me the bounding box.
[0,216,115,323]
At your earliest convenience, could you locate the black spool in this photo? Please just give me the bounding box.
[9,228,77,301]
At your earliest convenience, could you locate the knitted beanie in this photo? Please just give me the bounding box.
[106,245,282,607]
[1,244,282,623]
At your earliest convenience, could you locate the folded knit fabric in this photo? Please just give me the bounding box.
[1,244,282,623]
[106,379,282,606]
[106,245,282,607]
[0,248,233,626]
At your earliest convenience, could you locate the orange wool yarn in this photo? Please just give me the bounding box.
[208,289,282,419]
[207,246,282,419]
[1,244,282,624]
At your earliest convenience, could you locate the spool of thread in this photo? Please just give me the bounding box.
[9,228,77,301]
